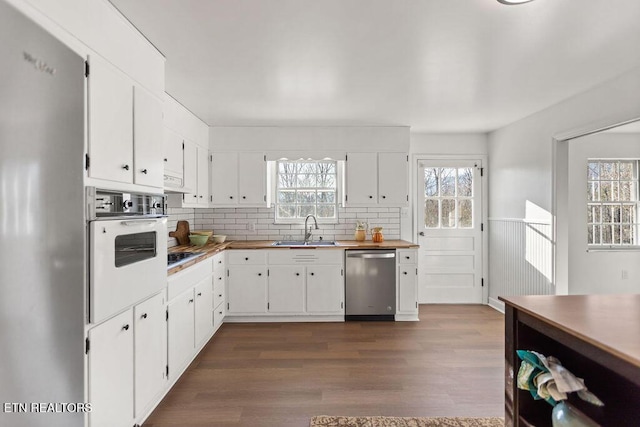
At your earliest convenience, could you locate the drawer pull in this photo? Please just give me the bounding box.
[141,313,148,319]
[122,324,130,331]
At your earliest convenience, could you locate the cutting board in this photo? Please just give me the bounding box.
[169,220,190,245]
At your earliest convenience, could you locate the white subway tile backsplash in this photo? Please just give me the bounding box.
[167,205,401,242]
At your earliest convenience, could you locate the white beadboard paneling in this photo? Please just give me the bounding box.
[488,218,554,299]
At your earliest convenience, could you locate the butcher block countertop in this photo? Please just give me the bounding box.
[168,239,418,276]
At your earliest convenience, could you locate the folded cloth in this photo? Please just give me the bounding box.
[516,350,604,407]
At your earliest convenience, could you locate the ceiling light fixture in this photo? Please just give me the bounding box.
[497,0,535,4]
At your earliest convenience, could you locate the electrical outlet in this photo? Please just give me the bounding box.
[247,222,256,232]
[621,270,628,280]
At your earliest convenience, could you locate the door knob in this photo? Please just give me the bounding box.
[419,232,425,236]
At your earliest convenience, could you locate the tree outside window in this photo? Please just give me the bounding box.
[276,160,338,222]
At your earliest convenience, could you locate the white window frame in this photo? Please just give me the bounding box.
[587,158,640,250]
[271,159,342,225]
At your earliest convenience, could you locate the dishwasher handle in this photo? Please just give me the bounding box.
[346,252,396,259]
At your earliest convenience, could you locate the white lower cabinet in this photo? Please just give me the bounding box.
[133,293,167,418]
[306,265,344,314]
[397,249,419,320]
[195,277,214,346]
[226,249,344,320]
[268,266,305,313]
[88,292,167,427]
[168,289,195,380]
[88,310,134,427]
[227,265,268,313]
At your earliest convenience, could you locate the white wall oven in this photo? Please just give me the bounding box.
[87,187,167,324]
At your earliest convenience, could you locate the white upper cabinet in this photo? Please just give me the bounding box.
[345,152,378,204]
[88,55,133,184]
[182,139,197,195]
[87,56,163,189]
[133,86,164,187]
[181,144,209,208]
[345,152,408,206]
[211,152,238,203]
[162,127,184,189]
[378,152,409,205]
[238,152,267,204]
[211,152,266,206]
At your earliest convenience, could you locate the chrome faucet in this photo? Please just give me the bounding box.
[304,214,319,243]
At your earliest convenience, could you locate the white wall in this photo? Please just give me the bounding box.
[568,132,640,294]
[488,65,640,301]
[410,133,487,156]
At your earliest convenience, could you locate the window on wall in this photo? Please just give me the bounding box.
[587,159,639,247]
[275,160,338,222]
[423,167,474,228]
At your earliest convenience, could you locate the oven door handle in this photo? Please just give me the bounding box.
[120,220,160,227]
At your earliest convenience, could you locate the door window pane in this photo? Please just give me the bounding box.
[423,166,475,229]
[424,200,439,228]
[441,199,456,228]
[458,200,473,228]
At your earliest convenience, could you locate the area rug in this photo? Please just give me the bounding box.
[310,416,504,427]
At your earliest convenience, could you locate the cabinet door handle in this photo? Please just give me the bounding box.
[197,292,202,297]
[382,195,386,199]
[245,257,249,261]
[369,195,373,199]
[295,273,300,276]
[242,196,246,199]
[164,158,168,162]
[403,272,408,275]
[122,324,130,331]
[310,272,315,276]
[405,256,410,259]
[122,164,130,171]
[258,273,262,276]
[218,294,222,298]
[199,195,203,198]
[419,232,425,236]
[229,196,234,199]
[141,313,148,319]
[189,299,194,303]
[141,168,148,174]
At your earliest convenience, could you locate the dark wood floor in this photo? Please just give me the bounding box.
[144,305,504,427]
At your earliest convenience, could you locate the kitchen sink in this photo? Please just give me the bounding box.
[272,240,339,247]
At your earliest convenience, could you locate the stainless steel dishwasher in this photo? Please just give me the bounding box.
[345,249,396,321]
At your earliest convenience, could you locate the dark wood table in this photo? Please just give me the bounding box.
[500,294,640,427]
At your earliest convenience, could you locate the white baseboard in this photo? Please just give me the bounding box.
[224,315,345,323]
[488,297,505,314]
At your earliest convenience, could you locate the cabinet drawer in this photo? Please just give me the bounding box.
[397,250,416,264]
[212,252,225,273]
[213,280,225,310]
[213,305,225,330]
[227,250,266,265]
[168,259,213,300]
[268,249,343,265]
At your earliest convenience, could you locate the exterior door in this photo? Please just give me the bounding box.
[417,160,483,303]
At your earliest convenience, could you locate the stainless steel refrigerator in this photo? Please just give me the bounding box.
[0,1,86,426]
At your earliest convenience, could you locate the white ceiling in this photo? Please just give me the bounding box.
[110,0,640,133]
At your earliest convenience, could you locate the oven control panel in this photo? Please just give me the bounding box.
[86,187,166,220]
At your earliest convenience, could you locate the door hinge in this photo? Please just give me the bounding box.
[85,337,90,354]
[267,269,270,277]
[227,269,229,277]
[165,365,169,378]
[182,142,184,150]
[345,154,348,161]
[210,195,213,202]
[263,195,266,202]
[345,195,348,202]
[264,154,266,161]
[267,302,270,310]
[406,155,409,161]
[416,301,418,308]
[227,302,229,310]
[84,60,90,77]
[166,308,169,321]
[341,302,344,309]
[416,268,418,275]
[210,154,213,162]
[85,153,90,170]
[341,269,343,276]
[481,278,484,287]
[480,167,484,177]
[406,195,409,202]
[481,223,484,232]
